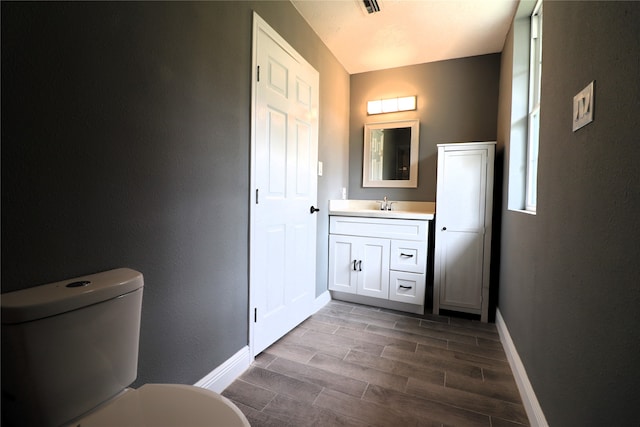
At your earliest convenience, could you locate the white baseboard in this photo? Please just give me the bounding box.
[195,293,329,394]
[495,309,548,427]
[194,345,252,393]
[314,290,331,312]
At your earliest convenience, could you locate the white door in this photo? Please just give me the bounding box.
[251,14,319,355]
[435,147,488,312]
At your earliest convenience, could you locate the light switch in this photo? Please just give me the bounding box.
[318,161,323,176]
[573,81,594,132]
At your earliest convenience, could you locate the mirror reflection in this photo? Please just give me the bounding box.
[363,120,419,188]
[369,127,411,180]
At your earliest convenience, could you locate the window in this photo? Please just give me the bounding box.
[526,0,542,211]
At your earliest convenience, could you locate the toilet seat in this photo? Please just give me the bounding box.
[70,384,250,427]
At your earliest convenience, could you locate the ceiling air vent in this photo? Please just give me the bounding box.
[362,0,381,14]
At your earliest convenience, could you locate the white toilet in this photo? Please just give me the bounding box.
[1,268,250,427]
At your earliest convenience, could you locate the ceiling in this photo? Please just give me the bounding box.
[290,0,518,74]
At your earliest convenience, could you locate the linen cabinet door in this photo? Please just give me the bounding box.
[437,230,484,310]
[434,142,495,321]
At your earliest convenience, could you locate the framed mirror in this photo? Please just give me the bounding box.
[362,119,419,188]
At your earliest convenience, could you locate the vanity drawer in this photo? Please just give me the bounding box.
[389,271,425,305]
[330,216,427,241]
[390,240,427,274]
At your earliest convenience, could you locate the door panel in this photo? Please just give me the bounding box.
[265,225,286,313]
[439,150,487,231]
[357,238,390,299]
[328,235,357,294]
[267,109,287,196]
[294,121,311,196]
[439,230,484,309]
[289,222,310,303]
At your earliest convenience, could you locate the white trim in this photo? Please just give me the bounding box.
[496,309,549,427]
[194,346,252,393]
[248,9,259,365]
[508,208,537,216]
[525,0,542,212]
[314,290,331,312]
[195,293,328,394]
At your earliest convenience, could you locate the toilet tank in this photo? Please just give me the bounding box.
[1,268,144,427]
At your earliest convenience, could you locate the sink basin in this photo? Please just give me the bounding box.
[328,199,435,220]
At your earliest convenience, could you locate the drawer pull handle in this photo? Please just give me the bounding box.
[400,253,414,258]
[399,285,413,290]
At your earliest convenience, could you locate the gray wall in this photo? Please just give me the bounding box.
[1,1,349,386]
[497,1,640,425]
[349,55,501,202]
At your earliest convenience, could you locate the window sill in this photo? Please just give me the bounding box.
[509,208,537,216]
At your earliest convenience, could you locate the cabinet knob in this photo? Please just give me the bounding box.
[442,227,447,231]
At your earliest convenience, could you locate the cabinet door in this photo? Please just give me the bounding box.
[438,148,487,231]
[356,237,390,299]
[437,230,484,310]
[328,234,358,294]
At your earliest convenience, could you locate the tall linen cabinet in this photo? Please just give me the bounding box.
[433,142,495,322]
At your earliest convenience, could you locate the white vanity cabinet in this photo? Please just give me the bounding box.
[328,215,429,314]
[433,142,495,322]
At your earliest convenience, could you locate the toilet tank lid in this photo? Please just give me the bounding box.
[1,268,144,324]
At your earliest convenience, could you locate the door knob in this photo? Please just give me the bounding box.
[310,206,320,214]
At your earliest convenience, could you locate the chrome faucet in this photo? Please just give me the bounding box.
[378,197,387,210]
[378,196,394,211]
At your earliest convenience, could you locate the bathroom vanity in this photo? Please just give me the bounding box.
[328,200,435,314]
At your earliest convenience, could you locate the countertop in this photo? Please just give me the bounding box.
[328,199,435,220]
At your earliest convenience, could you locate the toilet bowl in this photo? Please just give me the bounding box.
[70,384,249,427]
[0,268,250,427]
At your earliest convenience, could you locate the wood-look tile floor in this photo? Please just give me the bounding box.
[222,300,529,427]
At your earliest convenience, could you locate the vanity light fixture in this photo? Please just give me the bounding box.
[362,0,381,14]
[367,96,417,115]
